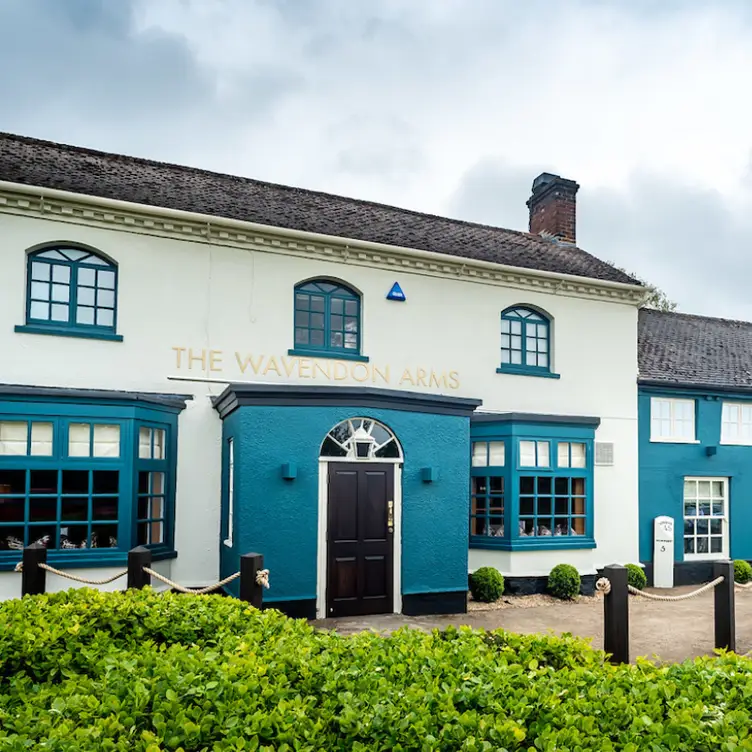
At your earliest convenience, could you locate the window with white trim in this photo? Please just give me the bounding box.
[650,397,695,442]
[683,477,728,559]
[721,403,752,445]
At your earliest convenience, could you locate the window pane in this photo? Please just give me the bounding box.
[30,301,50,320]
[62,498,88,521]
[139,427,152,459]
[92,524,118,548]
[68,423,91,457]
[488,441,505,466]
[97,309,114,327]
[151,473,165,495]
[92,425,120,458]
[31,262,51,281]
[537,442,550,467]
[30,422,53,456]
[557,443,569,468]
[471,442,487,467]
[150,521,164,544]
[78,268,96,286]
[29,498,57,522]
[50,304,69,322]
[79,288,95,308]
[30,281,50,301]
[52,265,70,283]
[51,284,69,303]
[0,422,28,456]
[98,289,115,308]
[76,307,95,325]
[570,443,586,468]
[98,270,116,289]
[153,429,166,460]
[519,441,536,466]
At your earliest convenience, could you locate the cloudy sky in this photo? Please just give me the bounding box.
[2,0,751,318]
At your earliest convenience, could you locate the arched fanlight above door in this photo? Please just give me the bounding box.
[320,418,402,460]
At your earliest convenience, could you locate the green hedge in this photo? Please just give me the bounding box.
[2,588,752,750]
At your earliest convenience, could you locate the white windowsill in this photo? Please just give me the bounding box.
[650,438,700,444]
[683,554,728,562]
[720,440,752,447]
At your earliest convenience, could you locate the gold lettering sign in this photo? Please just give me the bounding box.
[172,347,460,389]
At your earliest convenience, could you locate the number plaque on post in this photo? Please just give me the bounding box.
[653,515,674,588]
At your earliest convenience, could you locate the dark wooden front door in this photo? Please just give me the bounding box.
[327,463,394,617]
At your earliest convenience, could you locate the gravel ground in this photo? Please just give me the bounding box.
[313,586,752,664]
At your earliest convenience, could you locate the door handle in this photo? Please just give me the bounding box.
[387,500,394,533]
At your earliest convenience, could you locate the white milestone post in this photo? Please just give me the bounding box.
[653,516,675,589]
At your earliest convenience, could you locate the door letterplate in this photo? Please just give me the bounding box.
[387,500,394,533]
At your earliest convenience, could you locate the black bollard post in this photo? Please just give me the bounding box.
[240,552,264,608]
[21,544,48,596]
[713,560,735,652]
[127,546,152,589]
[603,564,629,665]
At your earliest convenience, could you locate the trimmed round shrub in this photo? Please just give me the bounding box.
[735,559,752,584]
[470,566,505,602]
[548,563,581,600]
[626,563,647,591]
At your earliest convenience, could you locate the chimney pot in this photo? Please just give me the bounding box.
[527,172,580,244]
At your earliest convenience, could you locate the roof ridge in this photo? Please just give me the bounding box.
[0,130,611,259]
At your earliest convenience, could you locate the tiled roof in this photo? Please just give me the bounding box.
[0,132,638,286]
[638,308,752,390]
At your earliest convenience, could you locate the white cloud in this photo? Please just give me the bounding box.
[2,0,752,316]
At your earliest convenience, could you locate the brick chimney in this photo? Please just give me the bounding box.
[526,172,580,244]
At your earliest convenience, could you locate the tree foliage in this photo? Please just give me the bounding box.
[609,262,678,311]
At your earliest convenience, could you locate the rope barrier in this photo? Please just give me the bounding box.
[596,575,724,601]
[143,567,241,595]
[13,561,128,586]
[628,576,724,600]
[256,568,270,589]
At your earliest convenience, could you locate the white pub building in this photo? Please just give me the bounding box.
[0,133,644,617]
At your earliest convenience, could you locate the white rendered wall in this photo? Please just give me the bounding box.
[0,209,640,594]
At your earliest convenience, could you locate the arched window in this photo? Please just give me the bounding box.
[24,246,118,337]
[293,280,361,358]
[320,418,402,460]
[500,306,551,374]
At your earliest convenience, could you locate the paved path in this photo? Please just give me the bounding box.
[312,587,752,664]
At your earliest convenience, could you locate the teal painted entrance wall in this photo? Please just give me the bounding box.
[639,387,752,562]
[219,405,470,604]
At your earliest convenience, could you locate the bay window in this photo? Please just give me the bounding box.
[0,391,184,569]
[469,418,596,550]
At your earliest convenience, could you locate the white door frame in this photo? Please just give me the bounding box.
[316,458,402,619]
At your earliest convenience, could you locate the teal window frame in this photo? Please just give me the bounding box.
[470,422,595,551]
[18,246,122,341]
[290,280,365,360]
[0,398,180,570]
[497,306,558,378]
